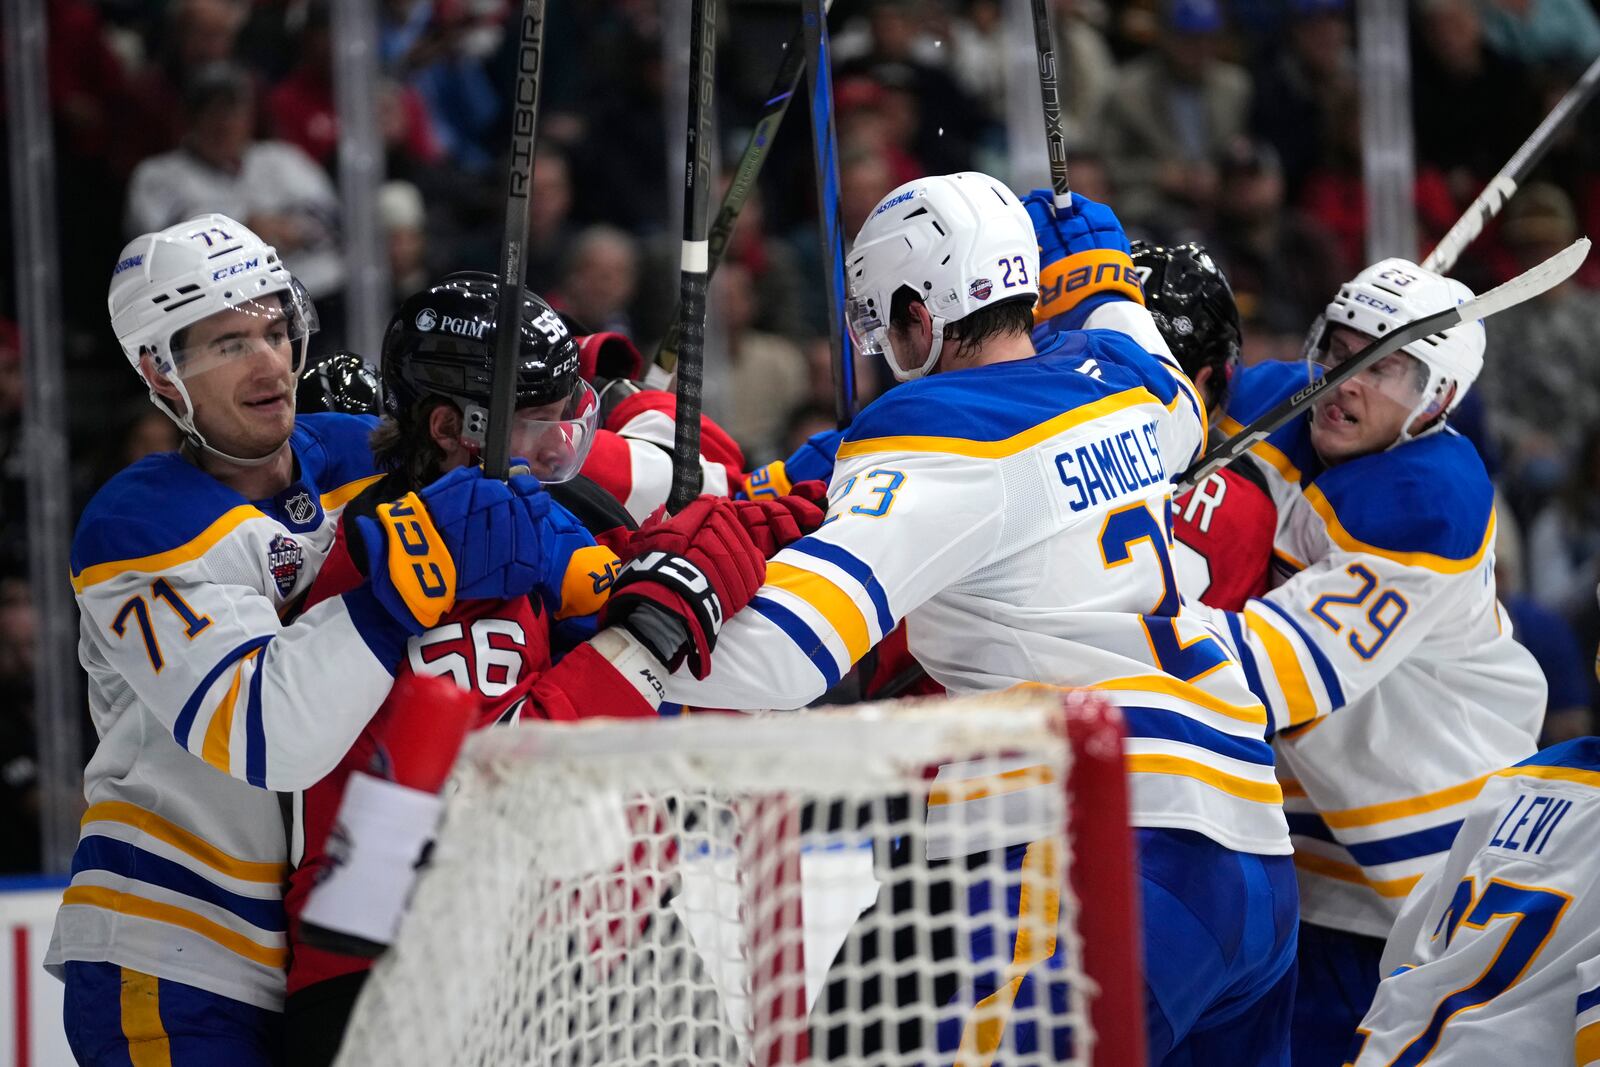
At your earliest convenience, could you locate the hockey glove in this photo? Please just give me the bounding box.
[354,466,552,633]
[1025,190,1144,331]
[742,428,845,500]
[602,496,767,678]
[728,481,828,558]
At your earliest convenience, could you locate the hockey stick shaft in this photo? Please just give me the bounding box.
[1422,52,1600,274]
[649,22,808,386]
[1176,237,1591,494]
[802,0,856,427]
[1029,0,1071,207]
[667,0,718,514]
[484,1,548,481]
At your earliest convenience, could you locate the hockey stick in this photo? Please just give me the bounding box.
[667,0,718,514]
[801,0,857,428]
[646,20,809,390]
[1423,52,1600,274]
[1029,0,1071,207]
[1176,237,1591,494]
[483,1,548,480]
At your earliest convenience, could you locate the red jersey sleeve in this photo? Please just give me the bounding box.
[1170,457,1277,613]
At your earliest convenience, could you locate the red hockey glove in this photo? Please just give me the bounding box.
[602,496,767,679]
[727,480,828,558]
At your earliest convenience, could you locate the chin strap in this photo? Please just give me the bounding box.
[151,379,284,470]
[885,315,948,382]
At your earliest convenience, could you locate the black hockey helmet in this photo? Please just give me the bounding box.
[381,271,582,421]
[1130,241,1242,409]
[382,272,597,482]
[297,351,380,416]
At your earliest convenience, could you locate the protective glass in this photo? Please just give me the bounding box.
[166,281,318,381]
[1309,328,1428,412]
[845,292,890,367]
[510,378,599,484]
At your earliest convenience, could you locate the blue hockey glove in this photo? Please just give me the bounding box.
[741,427,846,500]
[355,467,552,632]
[1024,190,1144,332]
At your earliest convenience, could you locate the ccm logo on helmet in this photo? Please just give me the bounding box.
[211,257,260,282]
[1353,292,1398,315]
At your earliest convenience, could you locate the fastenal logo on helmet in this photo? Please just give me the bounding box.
[415,308,438,331]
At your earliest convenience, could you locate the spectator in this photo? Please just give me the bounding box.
[1412,0,1541,202]
[1249,0,1354,198]
[1475,0,1600,69]
[523,147,577,294]
[780,400,840,459]
[551,225,639,336]
[720,177,807,341]
[0,567,39,874]
[124,0,251,162]
[382,0,503,174]
[380,180,431,301]
[1525,428,1600,620]
[124,62,347,313]
[1208,138,1343,341]
[1480,183,1600,488]
[718,264,810,463]
[1494,502,1593,745]
[1100,0,1252,234]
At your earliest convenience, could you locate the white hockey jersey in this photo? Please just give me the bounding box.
[666,305,1291,858]
[1189,362,1545,938]
[47,414,410,1011]
[1351,738,1600,1066]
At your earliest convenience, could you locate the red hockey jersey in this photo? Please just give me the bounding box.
[1170,453,1277,611]
[284,476,653,996]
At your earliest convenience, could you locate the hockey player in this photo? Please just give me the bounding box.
[1348,737,1600,1065]
[52,216,572,1065]
[663,173,1298,1063]
[281,274,823,1065]
[1132,241,1278,612]
[1181,260,1547,1065]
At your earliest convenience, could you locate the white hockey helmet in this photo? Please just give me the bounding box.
[1311,258,1483,435]
[845,171,1037,382]
[108,213,317,463]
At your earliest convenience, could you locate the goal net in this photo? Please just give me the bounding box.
[333,689,1143,1067]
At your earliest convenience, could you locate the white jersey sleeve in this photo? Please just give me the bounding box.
[1353,740,1600,1065]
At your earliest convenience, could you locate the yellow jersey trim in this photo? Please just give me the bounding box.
[928,764,1055,808]
[1493,764,1600,790]
[63,885,287,968]
[1319,775,1492,831]
[766,561,872,664]
[1305,487,1496,574]
[82,801,286,884]
[836,387,1163,461]
[1293,851,1420,899]
[320,473,384,513]
[1576,1019,1600,1066]
[200,651,257,774]
[1094,673,1267,725]
[1244,607,1321,726]
[1219,415,1303,484]
[1125,753,1283,804]
[71,505,262,592]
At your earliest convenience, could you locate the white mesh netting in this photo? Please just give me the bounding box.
[333,691,1101,1066]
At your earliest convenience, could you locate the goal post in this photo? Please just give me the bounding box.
[333,688,1145,1066]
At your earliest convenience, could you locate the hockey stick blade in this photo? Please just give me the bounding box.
[1176,236,1590,494]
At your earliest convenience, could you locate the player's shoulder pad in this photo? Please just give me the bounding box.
[1220,361,1323,483]
[291,412,382,495]
[1310,429,1494,571]
[606,389,746,473]
[72,452,244,579]
[840,331,1168,461]
[1511,736,1600,778]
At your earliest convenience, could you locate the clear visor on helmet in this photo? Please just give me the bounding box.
[511,378,599,484]
[845,292,891,366]
[165,281,318,381]
[1309,326,1428,412]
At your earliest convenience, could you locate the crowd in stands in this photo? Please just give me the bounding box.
[2,0,1600,869]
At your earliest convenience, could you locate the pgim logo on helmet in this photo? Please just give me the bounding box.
[415,308,438,332]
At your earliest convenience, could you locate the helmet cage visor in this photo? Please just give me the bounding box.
[163,280,318,382]
[1309,328,1431,413]
[510,378,599,484]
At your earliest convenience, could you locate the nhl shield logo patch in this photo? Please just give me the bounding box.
[267,534,305,597]
[968,277,994,301]
[285,490,317,526]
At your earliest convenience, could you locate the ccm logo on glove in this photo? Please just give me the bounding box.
[625,552,721,633]
[375,494,457,628]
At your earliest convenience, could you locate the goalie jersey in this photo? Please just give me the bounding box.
[1351,738,1600,1066]
[667,304,1291,859]
[1188,361,1545,938]
[48,414,405,1011]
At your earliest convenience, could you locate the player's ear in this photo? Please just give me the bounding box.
[139,352,186,409]
[426,401,464,451]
